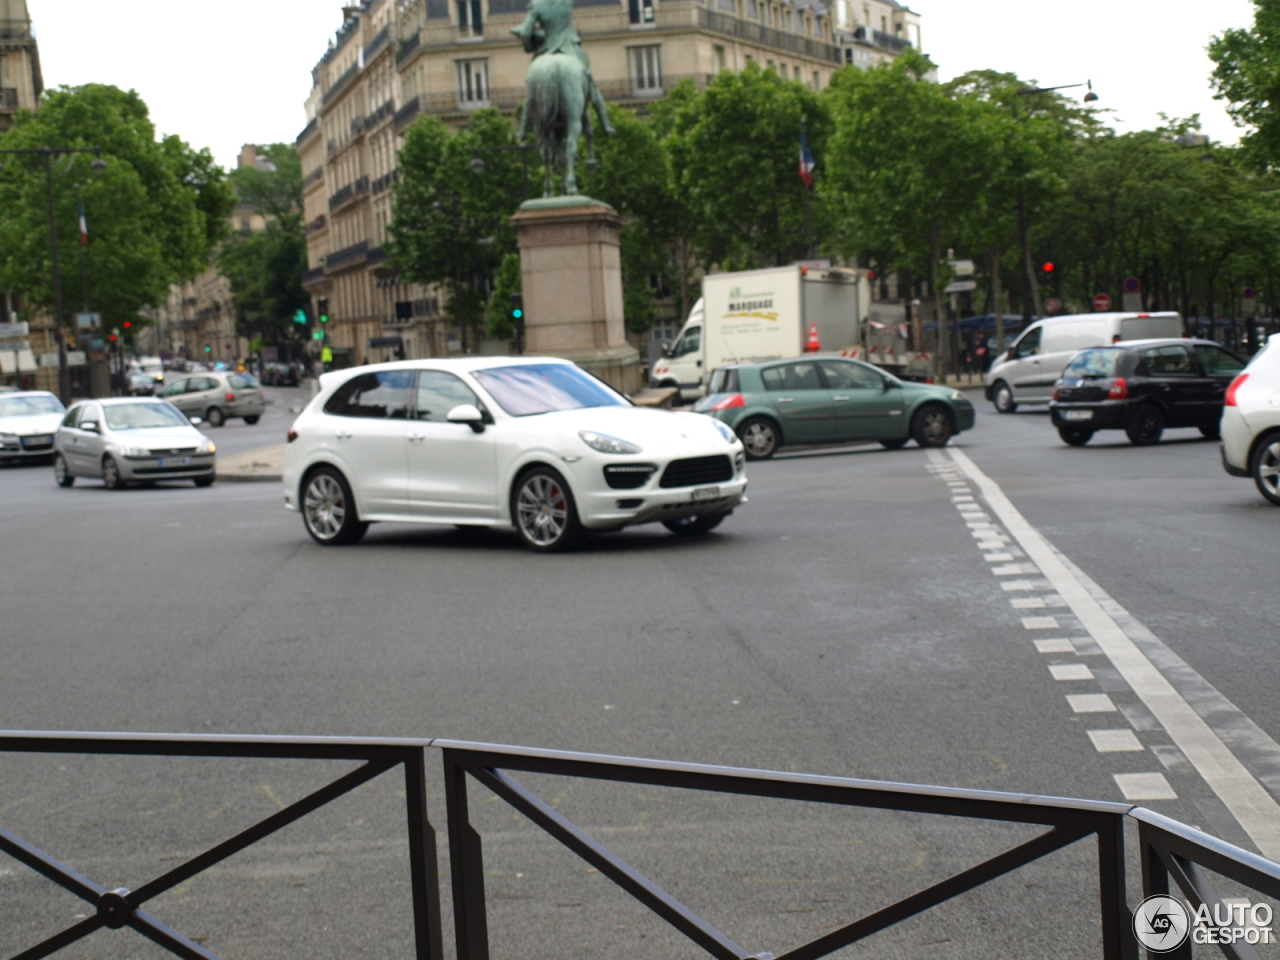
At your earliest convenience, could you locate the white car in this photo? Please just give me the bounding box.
[1221,332,1280,505]
[282,357,749,551]
[0,391,65,462]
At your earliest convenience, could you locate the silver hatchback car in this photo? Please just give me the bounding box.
[157,372,265,427]
[53,398,217,488]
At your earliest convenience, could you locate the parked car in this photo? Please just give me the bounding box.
[263,362,299,386]
[1048,339,1245,446]
[283,357,748,551]
[985,312,1185,413]
[53,398,216,488]
[0,391,66,462]
[692,355,976,459]
[157,371,265,426]
[1220,333,1280,504]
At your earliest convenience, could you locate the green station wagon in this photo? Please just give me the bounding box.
[692,356,976,459]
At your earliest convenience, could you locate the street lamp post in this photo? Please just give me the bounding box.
[0,146,106,404]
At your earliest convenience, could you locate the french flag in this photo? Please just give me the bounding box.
[77,197,88,247]
[798,130,815,186]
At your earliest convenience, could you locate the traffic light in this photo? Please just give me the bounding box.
[1042,262,1055,275]
[293,308,308,325]
[317,297,330,324]
[510,293,523,325]
[123,321,132,329]
[204,344,212,353]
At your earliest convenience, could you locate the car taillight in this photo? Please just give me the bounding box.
[710,393,745,411]
[259,390,266,399]
[225,392,235,402]
[1052,386,1060,401]
[1225,373,1249,406]
[287,428,298,443]
[1108,378,1128,400]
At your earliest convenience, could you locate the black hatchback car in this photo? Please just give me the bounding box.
[1049,338,1246,446]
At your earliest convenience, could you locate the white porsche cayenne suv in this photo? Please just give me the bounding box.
[283,357,748,551]
[1221,332,1280,505]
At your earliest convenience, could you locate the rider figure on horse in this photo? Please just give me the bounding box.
[512,0,615,137]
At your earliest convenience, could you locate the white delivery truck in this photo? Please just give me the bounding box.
[650,265,863,401]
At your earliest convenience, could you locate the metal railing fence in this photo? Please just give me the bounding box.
[3,731,1280,960]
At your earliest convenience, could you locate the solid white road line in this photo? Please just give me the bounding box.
[950,447,1280,859]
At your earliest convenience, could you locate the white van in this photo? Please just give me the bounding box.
[984,311,1184,412]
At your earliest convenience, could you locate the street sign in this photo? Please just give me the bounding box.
[1093,293,1113,312]
[75,312,101,329]
[1123,277,1141,293]
[945,280,977,293]
[66,351,86,366]
[1242,297,1257,316]
[39,352,59,368]
[0,322,29,338]
[1044,297,1062,315]
[1243,286,1257,299]
[949,259,975,277]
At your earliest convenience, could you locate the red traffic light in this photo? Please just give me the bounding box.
[123,321,132,328]
[108,334,117,341]
[1043,262,1055,273]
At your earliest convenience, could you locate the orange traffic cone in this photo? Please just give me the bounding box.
[804,323,822,352]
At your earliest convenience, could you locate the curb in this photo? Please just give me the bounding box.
[217,473,282,484]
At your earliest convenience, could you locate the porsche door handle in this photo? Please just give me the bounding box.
[335,431,353,440]
[407,433,426,442]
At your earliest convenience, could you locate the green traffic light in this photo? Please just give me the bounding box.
[512,309,523,319]
[204,344,211,352]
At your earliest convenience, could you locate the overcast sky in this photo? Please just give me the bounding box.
[32,0,1258,171]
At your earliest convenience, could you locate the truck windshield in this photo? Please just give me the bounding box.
[472,364,630,417]
[671,327,701,357]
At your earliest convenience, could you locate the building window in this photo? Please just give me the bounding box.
[813,70,820,90]
[745,0,758,17]
[714,45,726,72]
[457,0,483,38]
[628,45,662,95]
[457,59,489,104]
[628,0,655,23]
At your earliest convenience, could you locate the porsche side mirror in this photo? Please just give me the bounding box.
[447,403,486,433]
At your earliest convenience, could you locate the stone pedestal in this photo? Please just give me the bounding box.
[510,196,642,394]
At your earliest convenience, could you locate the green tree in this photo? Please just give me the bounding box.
[667,66,831,271]
[482,252,523,341]
[216,143,309,347]
[388,110,527,349]
[0,84,229,334]
[1211,0,1280,169]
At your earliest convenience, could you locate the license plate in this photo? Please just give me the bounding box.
[158,457,194,467]
[691,486,720,501]
[24,435,52,445]
[1063,410,1093,421]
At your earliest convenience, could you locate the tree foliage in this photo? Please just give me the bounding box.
[216,143,310,347]
[1211,0,1280,170]
[0,84,232,333]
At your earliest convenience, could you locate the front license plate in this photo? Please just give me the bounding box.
[24,435,52,446]
[158,457,194,467]
[691,486,720,502]
[1063,410,1093,421]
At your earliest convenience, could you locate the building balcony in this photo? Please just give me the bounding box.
[870,28,909,53]
[364,25,391,63]
[296,117,320,146]
[307,214,328,234]
[371,170,400,195]
[303,166,325,190]
[394,96,421,132]
[322,60,360,107]
[326,241,370,272]
[364,98,395,132]
[329,176,370,214]
[396,32,422,65]
[416,74,713,118]
[0,19,31,39]
[301,267,328,290]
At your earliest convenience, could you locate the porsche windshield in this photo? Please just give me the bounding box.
[472,364,629,416]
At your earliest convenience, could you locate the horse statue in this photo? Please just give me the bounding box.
[512,0,614,196]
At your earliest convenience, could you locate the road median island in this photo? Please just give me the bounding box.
[217,443,285,482]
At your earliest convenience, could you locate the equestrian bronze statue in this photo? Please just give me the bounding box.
[512,0,615,196]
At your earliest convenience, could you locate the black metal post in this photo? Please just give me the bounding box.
[442,751,491,960]
[404,748,445,960]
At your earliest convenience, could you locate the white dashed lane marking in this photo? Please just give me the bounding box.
[1049,664,1094,681]
[1089,729,1144,752]
[936,446,1280,860]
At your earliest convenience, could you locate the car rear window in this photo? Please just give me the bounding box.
[1062,349,1123,378]
[708,368,739,393]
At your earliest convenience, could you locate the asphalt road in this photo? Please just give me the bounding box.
[0,392,1276,959]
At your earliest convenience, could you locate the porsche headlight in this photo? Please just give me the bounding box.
[711,419,736,444]
[579,430,642,454]
[197,439,216,454]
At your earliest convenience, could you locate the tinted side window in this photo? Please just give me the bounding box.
[1193,344,1245,376]
[61,408,79,428]
[708,368,739,393]
[672,327,701,357]
[819,360,882,389]
[416,371,480,422]
[195,378,217,391]
[761,361,820,391]
[324,371,413,419]
[76,404,100,427]
[1143,346,1193,376]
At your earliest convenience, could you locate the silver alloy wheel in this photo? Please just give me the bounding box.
[102,456,121,489]
[54,455,70,486]
[917,408,951,446]
[516,474,569,547]
[741,420,777,458]
[1255,438,1280,502]
[304,473,347,540]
